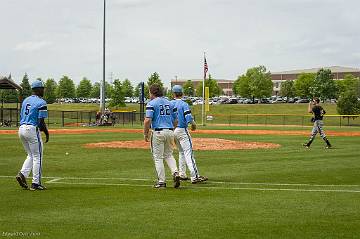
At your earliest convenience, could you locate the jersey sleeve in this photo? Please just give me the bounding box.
[38,101,48,119]
[145,102,154,118]
[183,103,193,124]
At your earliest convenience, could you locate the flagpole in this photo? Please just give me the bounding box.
[202,52,206,126]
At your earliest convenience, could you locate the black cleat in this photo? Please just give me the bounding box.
[173,172,181,188]
[153,182,166,189]
[30,183,47,191]
[302,143,310,148]
[191,175,208,184]
[16,172,28,189]
[325,145,332,149]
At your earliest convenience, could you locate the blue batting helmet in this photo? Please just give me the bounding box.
[31,80,45,89]
[172,85,183,93]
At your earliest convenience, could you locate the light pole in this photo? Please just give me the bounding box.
[101,0,106,113]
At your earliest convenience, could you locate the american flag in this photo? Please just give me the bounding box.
[204,56,208,79]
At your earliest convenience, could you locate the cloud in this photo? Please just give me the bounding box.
[14,41,52,52]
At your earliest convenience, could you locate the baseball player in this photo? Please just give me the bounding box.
[171,85,208,184]
[143,84,180,189]
[16,80,49,190]
[303,97,332,148]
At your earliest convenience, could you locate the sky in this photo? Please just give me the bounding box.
[1,0,360,87]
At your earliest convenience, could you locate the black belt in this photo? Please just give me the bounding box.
[154,128,173,131]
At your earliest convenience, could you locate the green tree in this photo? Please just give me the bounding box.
[20,73,32,101]
[166,88,174,100]
[0,89,18,103]
[247,66,273,99]
[196,75,222,97]
[280,80,295,99]
[294,73,316,98]
[134,83,141,97]
[234,75,251,98]
[182,80,195,96]
[312,68,337,100]
[90,82,101,98]
[109,79,125,107]
[57,76,76,98]
[233,66,272,99]
[337,90,360,115]
[337,74,360,98]
[122,79,134,97]
[105,82,113,99]
[232,77,240,96]
[146,72,163,98]
[76,77,92,98]
[44,78,58,104]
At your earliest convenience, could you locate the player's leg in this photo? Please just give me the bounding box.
[318,121,332,148]
[151,131,166,186]
[180,129,200,182]
[163,130,180,188]
[174,128,187,179]
[304,121,318,147]
[16,126,32,189]
[18,126,33,178]
[28,128,45,189]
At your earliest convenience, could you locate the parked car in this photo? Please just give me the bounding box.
[260,98,271,104]
[295,99,309,103]
[272,97,285,104]
[228,98,238,104]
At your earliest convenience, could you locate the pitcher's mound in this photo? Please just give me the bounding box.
[84,138,280,151]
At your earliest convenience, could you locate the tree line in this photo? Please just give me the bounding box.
[1,73,156,107]
[1,67,359,114]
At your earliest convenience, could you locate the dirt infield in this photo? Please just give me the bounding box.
[0,128,359,136]
[84,138,281,151]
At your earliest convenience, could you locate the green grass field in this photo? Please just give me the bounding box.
[1,127,360,238]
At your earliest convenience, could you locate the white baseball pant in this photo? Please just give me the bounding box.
[150,129,178,183]
[174,127,199,181]
[18,125,43,185]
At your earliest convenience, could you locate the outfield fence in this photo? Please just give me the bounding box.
[1,107,359,128]
[201,113,360,127]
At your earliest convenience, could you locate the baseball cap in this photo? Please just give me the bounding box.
[172,85,183,93]
[31,80,45,89]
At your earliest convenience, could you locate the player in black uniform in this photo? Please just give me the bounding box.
[303,98,332,148]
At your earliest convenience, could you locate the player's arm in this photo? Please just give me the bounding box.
[38,103,49,143]
[144,104,154,142]
[171,105,178,128]
[143,117,151,142]
[322,107,326,116]
[184,105,196,131]
[38,118,49,143]
[308,101,313,113]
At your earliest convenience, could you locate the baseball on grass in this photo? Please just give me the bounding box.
[65,152,69,155]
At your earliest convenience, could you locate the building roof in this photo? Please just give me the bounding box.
[0,76,22,90]
[272,66,360,75]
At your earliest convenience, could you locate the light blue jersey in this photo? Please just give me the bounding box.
[20,95,48,127]
[172,99,193,128]
[146,97,177,129]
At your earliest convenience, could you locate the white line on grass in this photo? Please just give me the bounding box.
[45,178,62,183]
[1,175,359,189]
[45,181,360,193]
